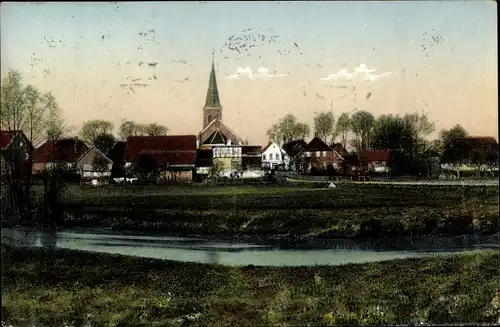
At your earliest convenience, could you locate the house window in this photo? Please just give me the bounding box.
[322,151,326,157]
[270,153,273,160]
[263,154,266,160]
[316,151,321,157]
[276,153,280,161]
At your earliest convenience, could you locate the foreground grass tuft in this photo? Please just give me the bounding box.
[2,246,500,326]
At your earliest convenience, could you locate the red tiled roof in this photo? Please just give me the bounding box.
[0,130,21,149]
[359,150,391,162]
[124,135,197,166]
[33,138,89,163]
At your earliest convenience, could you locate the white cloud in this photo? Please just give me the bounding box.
[226,66,288,80]
[320,64,395,82]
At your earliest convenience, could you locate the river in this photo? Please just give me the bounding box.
[2,227,498,267]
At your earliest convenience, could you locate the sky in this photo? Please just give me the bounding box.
[1,1,497,146]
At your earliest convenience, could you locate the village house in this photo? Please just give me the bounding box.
[0,130,34,181]
[123,135,197,183]
[282,139,307,172]
[195,55,263,179]
[261,142,290,171]
[295,136,344,175]
[32,137,89,174]
[358,149,392,178]
[74,146,114,180]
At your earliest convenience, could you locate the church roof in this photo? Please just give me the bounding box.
[204,58,221,108]
[201,130,228,145]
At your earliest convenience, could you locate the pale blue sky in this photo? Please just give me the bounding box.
[1,1,497,145]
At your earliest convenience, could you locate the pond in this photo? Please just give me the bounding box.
[2,227,498,267]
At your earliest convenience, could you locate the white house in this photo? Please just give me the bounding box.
[75,147,113,179]
[261,142,289,170]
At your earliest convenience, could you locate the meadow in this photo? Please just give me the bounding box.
[24,183,500,239]
[2,245,499,327]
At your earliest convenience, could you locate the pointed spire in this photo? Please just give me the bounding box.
[204,52,221,108]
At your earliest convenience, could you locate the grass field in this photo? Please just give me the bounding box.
[23,183,500,239]
[2,245,499,326]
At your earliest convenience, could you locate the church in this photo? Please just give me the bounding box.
[196,56,262,180]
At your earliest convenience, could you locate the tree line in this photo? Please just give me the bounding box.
[79,119,169,154]
[267,109,498,170]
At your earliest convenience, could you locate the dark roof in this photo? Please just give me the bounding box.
[305,137,334,152]
[462,136,498,146]
[282,139,307,158]
[204,59,221,108]
[124,135,197,166]
[359,150,391,162]
[201,130,228,145]
[242,145,262,155]
[33,138,89,163]
[459,136,498,162]
[0,130,33,150]
[0,130,18,148]
[330,143,349,157]
[107,141,127,164]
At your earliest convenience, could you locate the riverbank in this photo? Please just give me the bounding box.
[2,245,500,326]
[14,183,498,239]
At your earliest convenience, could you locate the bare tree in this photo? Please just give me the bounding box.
[334,113,351,149]
[80,120,114,145]
[1,69,68,224]
[314,111,335,143]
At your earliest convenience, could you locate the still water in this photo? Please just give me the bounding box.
[2,227,498,267]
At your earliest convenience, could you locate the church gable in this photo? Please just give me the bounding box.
[198,55,244,148]
[199,120,242,146]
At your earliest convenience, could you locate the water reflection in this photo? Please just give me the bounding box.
[40,228,57,249]
[1,228,498,267]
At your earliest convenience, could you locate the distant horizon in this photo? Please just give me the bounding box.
[1,1,497,146]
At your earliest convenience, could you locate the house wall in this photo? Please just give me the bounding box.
[214,157,242,173]
[75,148,112,173]
[1,133,32,178]
[261,143,289,169]
[159,170,193,183]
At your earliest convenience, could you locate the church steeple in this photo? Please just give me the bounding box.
[202,52,223,129]
[204,51,221,108]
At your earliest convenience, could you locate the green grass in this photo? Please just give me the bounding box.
[20,183,500,239]
[2,246,500,326]
[49,183,498,209]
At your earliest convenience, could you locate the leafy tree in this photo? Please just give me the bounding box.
[439,124,468,163]
[94,133,116,154]
[1,70,64,146]
[267,114,310,145]
[118,120,169,139]
[314,111,335,143]
[1,69,67,224]
[209,159,225,183]
[119,120,141,140]
[334,113,351,150]
[403,112,435,160]
[350,110,375,151]
[80,120,114,146]
[370,114,416,153]
[92,156,111,183]
[144,123,168,136]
